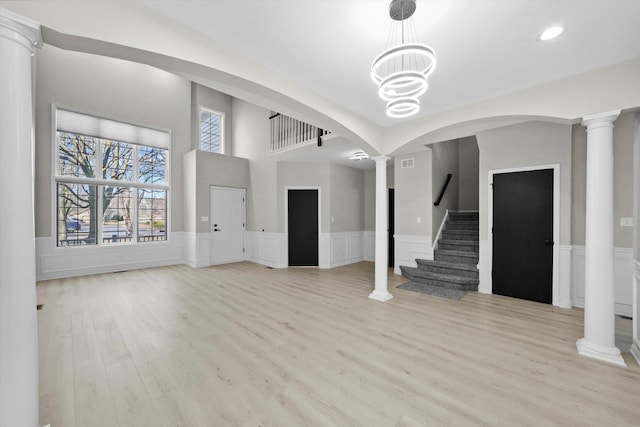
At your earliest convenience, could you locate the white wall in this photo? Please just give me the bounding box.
[431,140,459,238]
[34,45,191,279]
[458,136,480,210]
[191,82,233,152]
[394,150,433,272]
[476,121,572,303]
[571,112,635,248]
[231,99,278,233]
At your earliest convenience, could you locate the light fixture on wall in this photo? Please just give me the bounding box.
[349,151,369,161]
[371,0,436,119]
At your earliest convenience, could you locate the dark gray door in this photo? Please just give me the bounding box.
[492,169,553,304]
[288,189,319,266]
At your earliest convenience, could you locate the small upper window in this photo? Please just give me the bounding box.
[200,108,223,153]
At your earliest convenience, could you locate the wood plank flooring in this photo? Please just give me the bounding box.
[36,262,640,426]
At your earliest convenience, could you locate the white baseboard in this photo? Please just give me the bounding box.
[36,233,185,281]
[394,234,432,275]
[571,246,633,317]
[631,339,640,366]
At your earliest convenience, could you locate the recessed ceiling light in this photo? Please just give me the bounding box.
[539,26,564,41]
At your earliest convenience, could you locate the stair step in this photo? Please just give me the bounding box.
[438,239,479,253]
[400,266,479,291]
[416,259,479,279]
[446,221,479,231]
[434,249,479,265]
[448,211,479,221]
[442,230,479,241]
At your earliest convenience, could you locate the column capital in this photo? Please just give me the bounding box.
[371,155,391,165]
[581,110,621,130]
[0,7,42,53]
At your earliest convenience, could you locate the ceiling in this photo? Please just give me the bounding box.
[3,0,640,169]
[143,0,640,128]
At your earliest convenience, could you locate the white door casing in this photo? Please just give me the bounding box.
[211,186,245,265]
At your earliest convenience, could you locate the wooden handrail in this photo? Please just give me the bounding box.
[434,173,452,206]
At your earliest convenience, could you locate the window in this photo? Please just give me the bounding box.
[55,108,169,247]
[200,108,223,153]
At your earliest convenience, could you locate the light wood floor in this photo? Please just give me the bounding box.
[37,262,640,427]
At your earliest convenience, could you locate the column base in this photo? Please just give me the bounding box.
[368,291,393,302]
[630,339,640,366]
[577,338,626,367]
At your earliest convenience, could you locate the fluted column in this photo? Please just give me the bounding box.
[577,110,625,366]
[0,7,42,426]
[369,155,393,302]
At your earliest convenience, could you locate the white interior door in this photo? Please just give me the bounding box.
[210,186,245,265]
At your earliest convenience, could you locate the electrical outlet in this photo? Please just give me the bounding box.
[620,217,633,227]
[417,217,421,224]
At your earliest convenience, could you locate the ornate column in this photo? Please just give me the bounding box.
[577,110,625,366]
[0,7,42,426]
[369,155,393,301]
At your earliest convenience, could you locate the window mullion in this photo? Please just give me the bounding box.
[97,185,103,246]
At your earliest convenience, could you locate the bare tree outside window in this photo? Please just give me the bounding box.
[56,132,167,246]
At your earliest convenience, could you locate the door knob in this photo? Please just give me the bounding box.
[214,228,220,232]
[544,239,553,246]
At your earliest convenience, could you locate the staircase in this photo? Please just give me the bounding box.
[400,211,479,293]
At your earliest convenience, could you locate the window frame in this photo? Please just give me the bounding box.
[199,106,225,154]
[52,105,171,249]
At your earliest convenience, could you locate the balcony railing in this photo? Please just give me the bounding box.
[269,112,330,152]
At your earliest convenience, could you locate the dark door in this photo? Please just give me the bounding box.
[492,169,553,304]
[288,189,319,266]
[388,188,395,268]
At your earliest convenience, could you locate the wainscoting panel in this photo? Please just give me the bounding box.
[364,231,375,262]
[36,233,185,280]
[321,231,365,269]
[631,260,640,365]
[245,231,287,268]
[558,245,573,308]
[394,235,432,275]
[183,232,211,268]
[478,240,491,294]
[571,246,633,316]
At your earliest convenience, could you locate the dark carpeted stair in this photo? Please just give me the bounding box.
[400,211,479,296]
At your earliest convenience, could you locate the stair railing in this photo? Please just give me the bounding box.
[434,173,453,206]
[269,112,330,152]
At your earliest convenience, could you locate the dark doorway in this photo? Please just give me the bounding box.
[288,189,319,266]
[492,169,553,304]
[388,188,395,268]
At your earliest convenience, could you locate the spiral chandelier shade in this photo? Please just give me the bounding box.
[371,0,436,118]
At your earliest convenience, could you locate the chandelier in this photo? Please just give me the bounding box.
[371,0,436,118]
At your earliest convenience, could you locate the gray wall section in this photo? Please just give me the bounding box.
[431,140,459,238]
[476,121,572,244]
[330,164,364,232]
[188,151,250,234]
[458,136,480,210]
[277,162,331,233]
[35,45,191,236]
[232,99,278,232]
[571,112,635,247]
[191,83,233,153]
[395,150,432,237]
